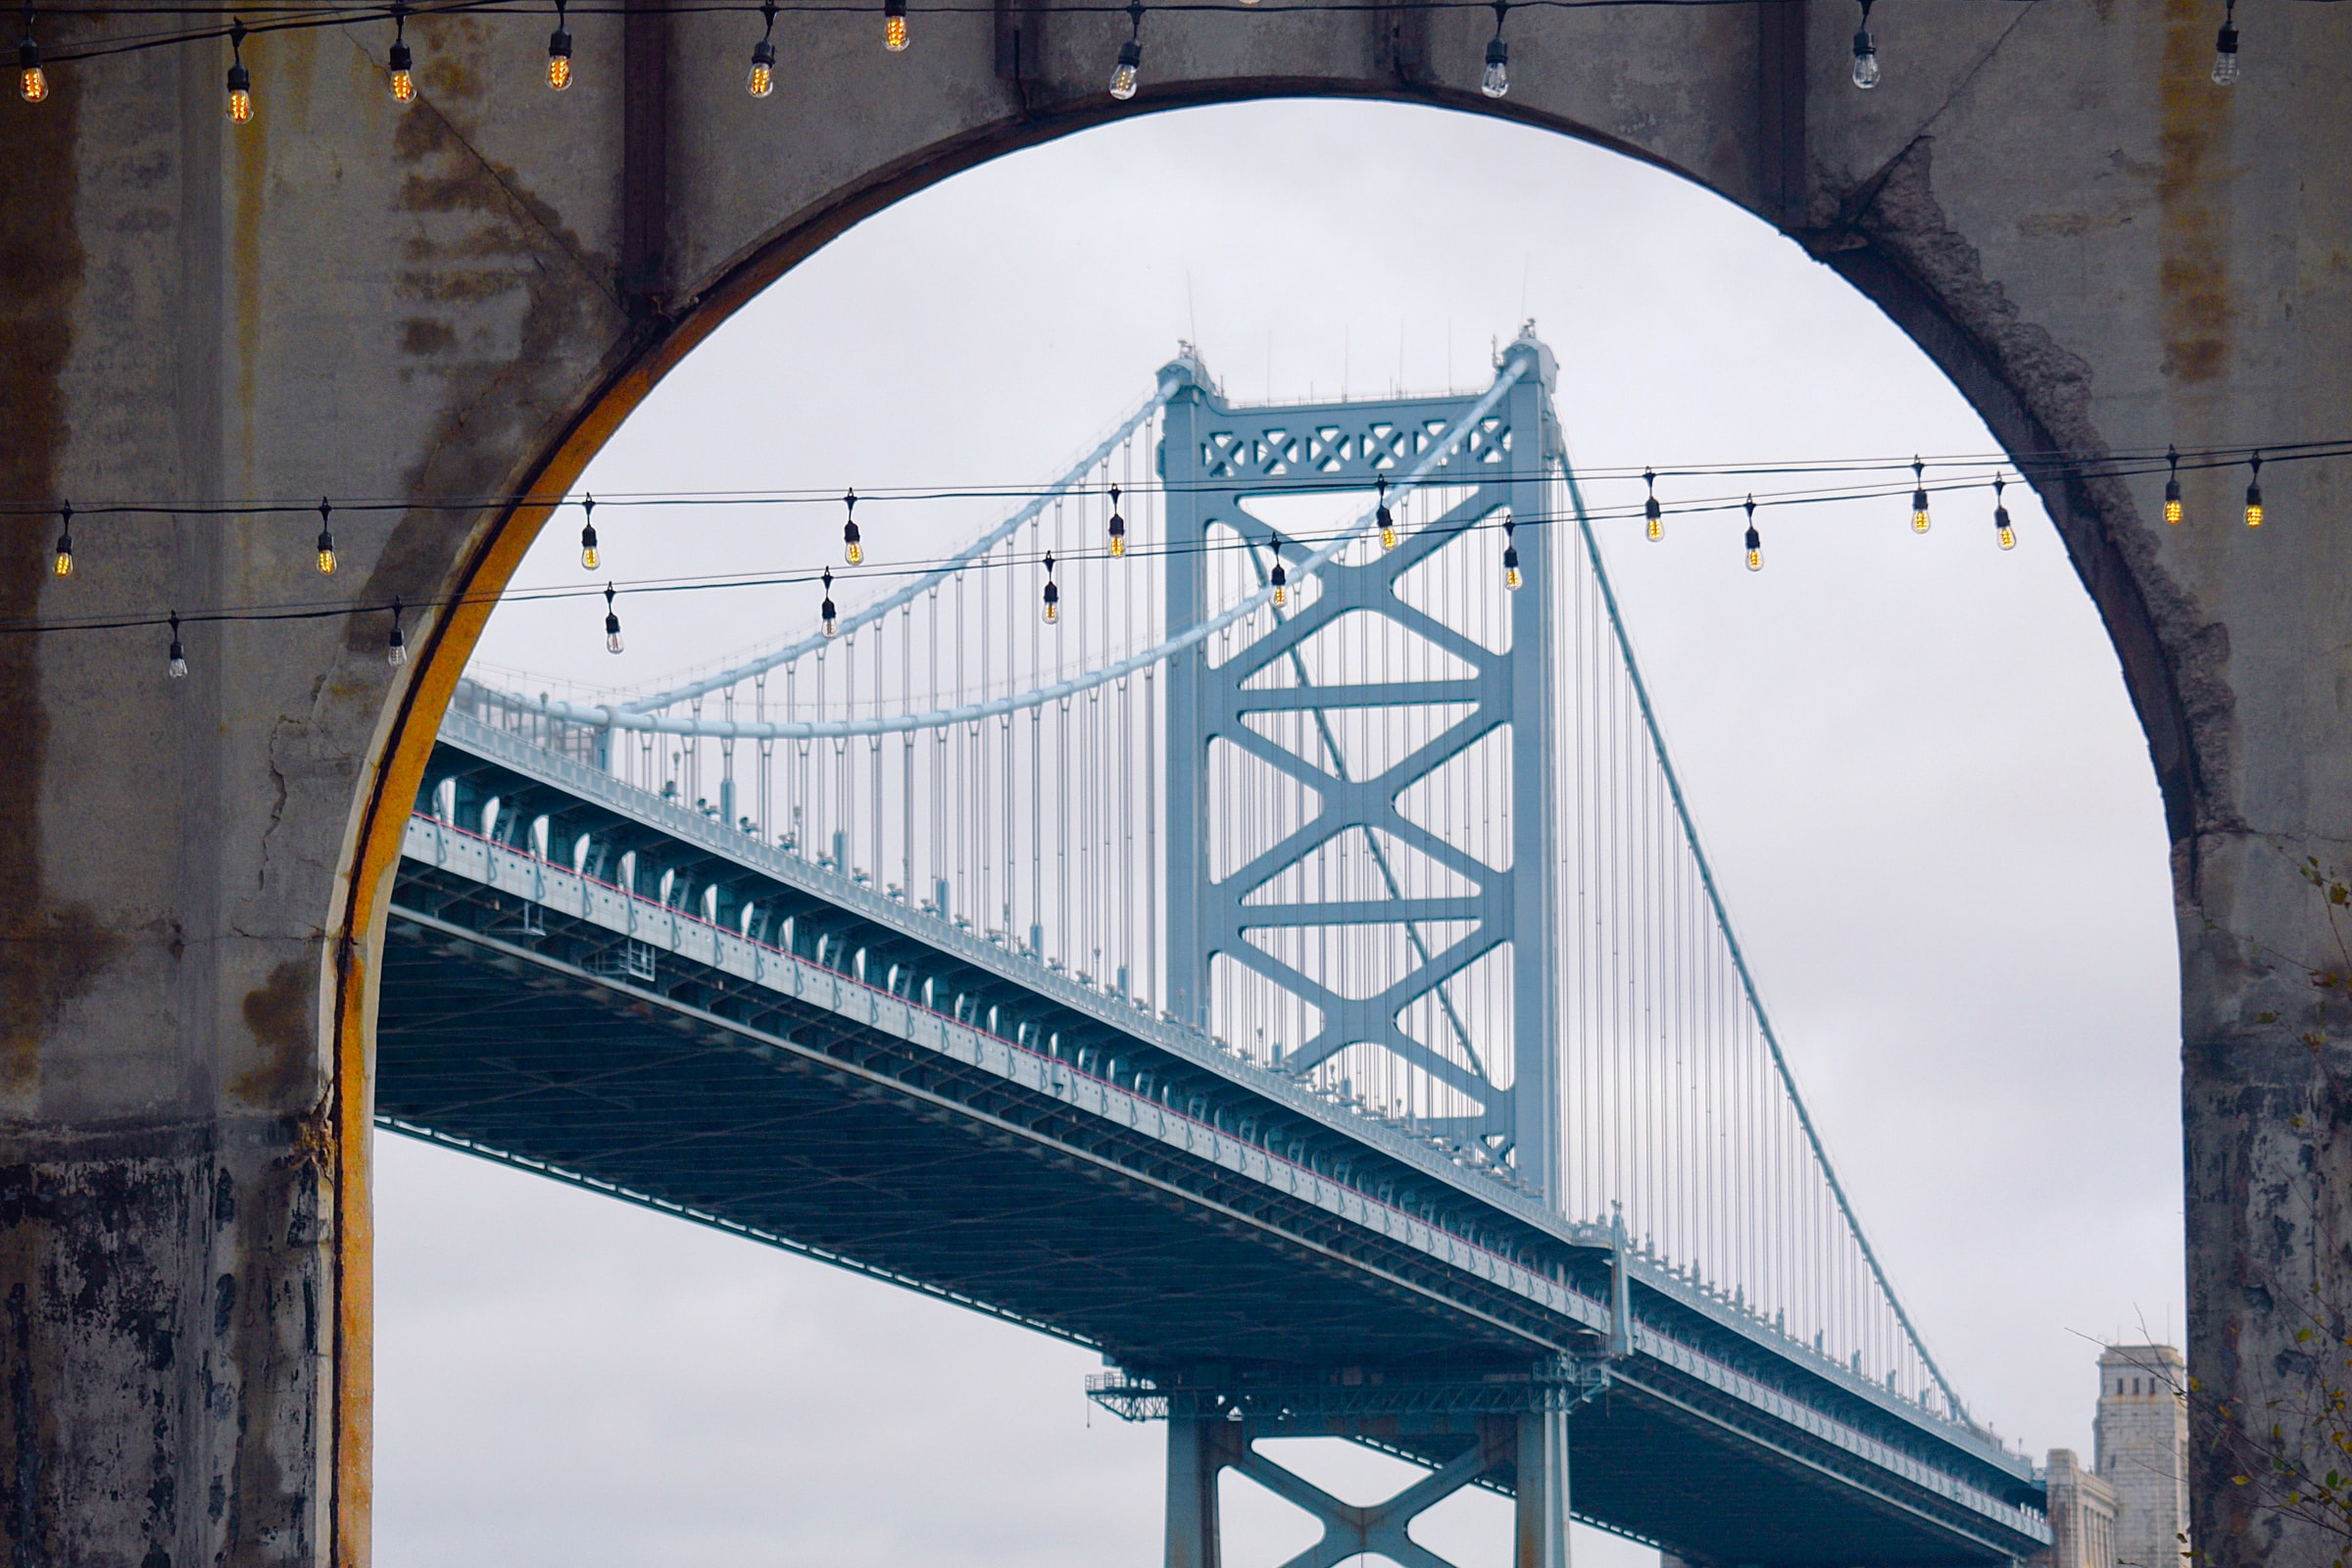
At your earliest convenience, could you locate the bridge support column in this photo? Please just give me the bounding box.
[1514,1407,1571,1568]
[1164,1415,1229,1568]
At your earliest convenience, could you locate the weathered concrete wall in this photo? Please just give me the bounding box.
[0,1,2345,1562]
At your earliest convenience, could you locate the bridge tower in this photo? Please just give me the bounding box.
[1161,332,1564,1200]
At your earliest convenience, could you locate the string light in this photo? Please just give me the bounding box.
[385,596,409,666]
[1106,484,1126,557]
[1108,0,1141,100]
[578,493,599,570]
[1743,495,1762,572]
[224,20,252,122]
[1481,0,1507,97]
[2243,451,2264,528]
[51,501,71,578]
[316,499,337,575]
[1993,474,2015,551]
[1909,457,1930,533]
[1377,475,1397,551]
[1850,0,1879,88]
[842,488,862,564]
[19,5,46,102]
[1042,551,1059,624]
[167,612,187,678]
[2164,445,2183,524]
[603,581,624,653]
[1643,467,1662,542]
[820,566,838,637]
[883,0,907,51]
[2212,0,2239,84]
[747,0,776,97]
[1268,538,1288,608]
[1502,515,1521,590]
[546,0,571,89]
[387,0,416,104]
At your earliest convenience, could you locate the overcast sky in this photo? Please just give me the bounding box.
[381,97,2182,1568]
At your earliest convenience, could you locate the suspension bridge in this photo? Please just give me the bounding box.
[375,332,2050,1567]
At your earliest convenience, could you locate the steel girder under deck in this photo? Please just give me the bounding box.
[376,715,2048,1566]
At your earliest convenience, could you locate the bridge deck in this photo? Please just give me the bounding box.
[375,714,2049,1566]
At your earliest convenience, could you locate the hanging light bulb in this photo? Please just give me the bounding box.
[578,493,599,570]
[842,488,862,564]
[19,5,46,103]
[546,0,571,89]
[1106,484,1126,557]
[2212,0,2239,84]
[1269,545,1288,609]
[2164,445,2183,525]
[1993,474,2016,551]
[1850,0,1879,88]
[604,582,624,654]
[168,612,188,679]
[1481,1,1508,98]
[1042,551,1059,625]
[747,0,777,97]
[225,21,253,123]
[385,597,409,667]
[883,0,907,51]
[51,500,72,578]
[820,567,838,637]
[2243,451,2264,528]
[1502,517,1521,591]
[1909,457,1931,533]
[1108,2,1142,99]
[1643,466,1662,542]
[1377,475,1397,551]
[1743,496,1762,572]
[316,498,337,575]
[387,2,416,104]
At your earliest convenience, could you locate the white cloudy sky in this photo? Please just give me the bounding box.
[379,98,2182,1568]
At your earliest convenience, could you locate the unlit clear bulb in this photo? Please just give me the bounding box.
[169,619,187,679]
[1851,29,1879,88]
[2212,20,2238,84]
[1481,37,1507,99]
[386,628,408,666]
[605,621,623,654]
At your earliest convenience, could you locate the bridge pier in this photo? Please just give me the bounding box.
[1146,1368,1593,1568]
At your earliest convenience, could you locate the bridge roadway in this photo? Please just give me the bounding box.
[377,710,2048,1566]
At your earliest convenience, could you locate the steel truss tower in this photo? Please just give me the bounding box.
[1162,334,1562,1200]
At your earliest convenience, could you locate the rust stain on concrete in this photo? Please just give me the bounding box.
[234,960,318,1109]
[2158,0,2233,383]
[0,49,100,1103]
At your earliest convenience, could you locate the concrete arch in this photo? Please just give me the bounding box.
[4,4,2346,1565]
